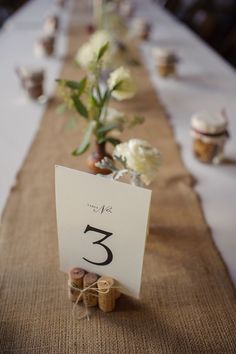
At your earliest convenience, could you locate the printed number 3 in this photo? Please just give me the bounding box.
[83,224,113,266]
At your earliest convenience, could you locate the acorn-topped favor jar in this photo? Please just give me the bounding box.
[34,35,55,57]
[131,18,151,40]
[190,111,229,164]
[43,15,59,36]
[16,66,45,100]
[153,48,178,78]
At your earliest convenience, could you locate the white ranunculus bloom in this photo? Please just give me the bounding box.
[113,139,161,185]
[75,42,94,69]
[108,67,136,101]
[76,30,117,69]
[90,30,117,66]
[90,30,112,53]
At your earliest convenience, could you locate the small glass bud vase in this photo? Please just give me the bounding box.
[190,111,229,164]
[153,48,178,78]
[87,142,112,175]
[35,36,55,57]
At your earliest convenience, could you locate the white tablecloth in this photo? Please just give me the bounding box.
[0,0,72,216]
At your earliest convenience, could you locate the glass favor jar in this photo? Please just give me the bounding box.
[34,35,55,57]
[190,111,229,164]
[43,15,59,35]
[153,48,178,78]
[16,67,45,100]
[132,18,151,40]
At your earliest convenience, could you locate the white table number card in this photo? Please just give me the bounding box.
[55,165,152,298]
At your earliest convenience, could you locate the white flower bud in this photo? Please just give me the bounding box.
[108,67,136,101]
[113,139,161,185]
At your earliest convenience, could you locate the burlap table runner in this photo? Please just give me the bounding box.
[1,3,235,353]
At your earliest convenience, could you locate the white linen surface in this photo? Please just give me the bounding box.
[0,0,72,216]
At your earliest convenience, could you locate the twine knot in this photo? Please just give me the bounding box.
[68,278,116,320]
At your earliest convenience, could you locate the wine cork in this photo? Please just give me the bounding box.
[68,268,86,302]
[83,273,99,307]
[98,276,116,313]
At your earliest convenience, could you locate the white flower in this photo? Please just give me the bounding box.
[75,30,116,69]
[108,67,136,101]
[90,30,112,53]
[113,139,161,185]
[75,42,94,69]
[90,30,117,66]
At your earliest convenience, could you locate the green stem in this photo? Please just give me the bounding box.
[96,84,102,103]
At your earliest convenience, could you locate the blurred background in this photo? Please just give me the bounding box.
[0,0,30,26]
[1,0,236,67]
[155,0,236,68]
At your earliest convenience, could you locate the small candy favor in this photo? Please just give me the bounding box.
[43,15,59,35]
[131,18,151,40]
[16,66,45,100]
[190,111,229,164]
[34,35,55,57]
[153,48,178,78]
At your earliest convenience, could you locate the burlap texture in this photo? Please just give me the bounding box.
[0,3,235,353]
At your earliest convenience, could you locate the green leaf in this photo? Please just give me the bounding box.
[72,95,88,119]
[101,89,110,106]
[98,136,121,146]
[56,78,87,93]
[97,42,109,62]
[77,78,87,96]
[112,80,123,91]
[56,103,67,115]
[128,115,145,128]
[106,137,121,146]
[97,122,122,134]
[91,94,100,108]
[72,121,96,156]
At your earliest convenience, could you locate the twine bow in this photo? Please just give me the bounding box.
[68,279,119,321]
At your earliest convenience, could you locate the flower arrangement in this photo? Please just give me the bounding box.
[75,30,117,70]
[76,28,139,70]
[96,139,162,187]
[57,42,143,173]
